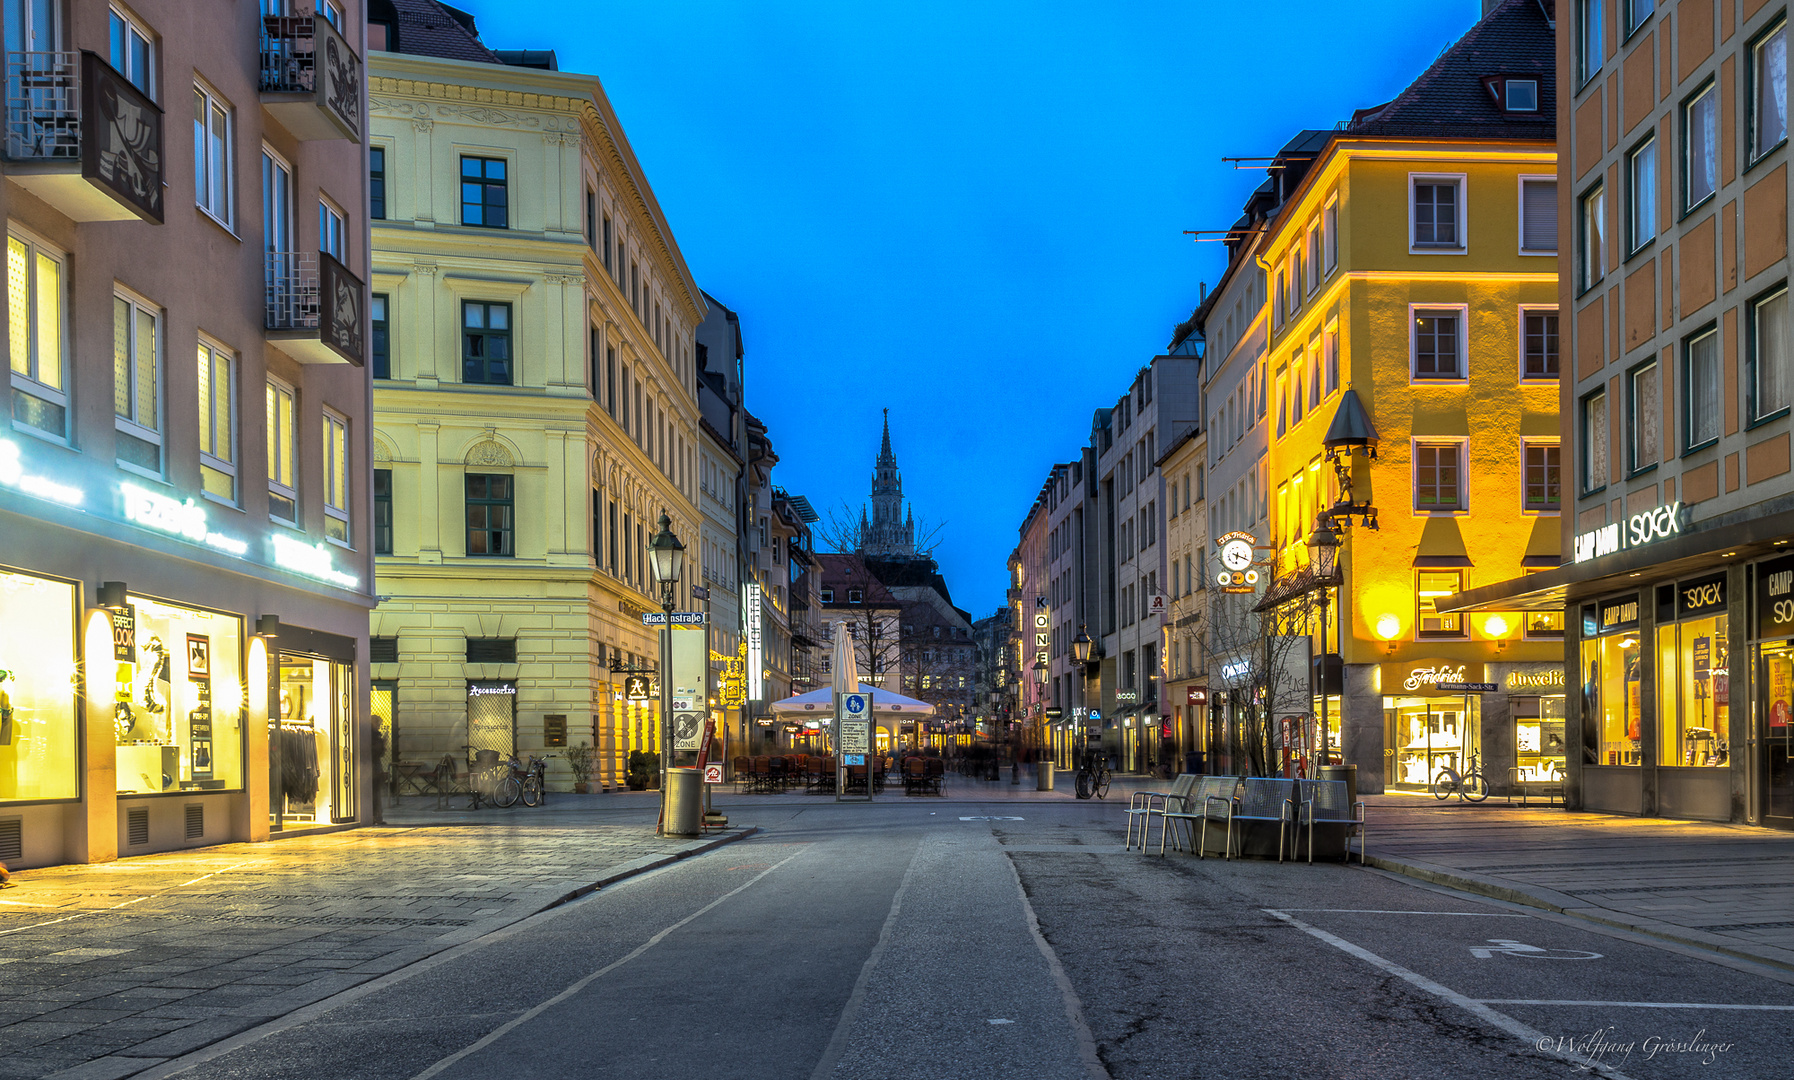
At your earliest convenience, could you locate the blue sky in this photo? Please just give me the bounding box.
[473,0,1491,617]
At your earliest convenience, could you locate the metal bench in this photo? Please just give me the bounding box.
[1124,773,1198,851]
[1290,778,1366,863]
[1201,777,1299,861]
[1159,776,1240,854]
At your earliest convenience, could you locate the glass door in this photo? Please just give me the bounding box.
[1760,641,1794,826]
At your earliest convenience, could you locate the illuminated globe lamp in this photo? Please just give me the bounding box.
[1375,613,1402,656]
[1484,614,1511,653]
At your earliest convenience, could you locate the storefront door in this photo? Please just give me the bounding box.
[271,654,355,828]
[1385,696,1481,789]
[1759,640,1794,827]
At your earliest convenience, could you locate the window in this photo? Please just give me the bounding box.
[1583,388,1609,492]
[266,380,298,524]
[370,293,389,379]
[1414,443,1464,511]
[606,347,617,420]
[322,410,349,544]
[1627,138,1657,251]
[1753,20,1789,162]
[465,474,513,556]
[1684,83,1718,211]
[8,233,67,439]
[113,292,162,476]
[460,156,508,228]
[317,0,343,29]
[197,341,235,502]
[318,198,345,261]
[1417,571,1466,638]
[1630,360,1661,470]
[1520,178,1558,253]
[1685,327,1721,449]
[193,84,233,226]
[602,214,612,271]
[1505,79,1538,111]
[462,301,511,385]
[1412,309,1462,378]
[1751,286,1791,422]
[1324,196,1339,269]
[1411,178,1461,248]
[1324,323,1340,392]
[1306,221,1321,292]
[1579,0,1604,83]
[585,187,596,251]
[373,468,392,554]
[370,146,386,219]
[1523,310,1560,378]
[1523,442,1561,511]
[108,8,153,97]
[1580,183,1606,289]
[1626,0,1654,35]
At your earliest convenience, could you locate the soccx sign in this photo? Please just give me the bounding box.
[1573,502,1683,564]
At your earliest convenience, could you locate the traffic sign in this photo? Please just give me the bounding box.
[702,761,724,784]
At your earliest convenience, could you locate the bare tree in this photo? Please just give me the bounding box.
[815,500,947,562]
[1201,579,1320,777]
[816,554,902,691]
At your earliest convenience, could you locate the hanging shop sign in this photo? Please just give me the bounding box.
[1187,685,1208,705]
[1573,501,1683,563]
[1759,555,1794,639]
[1034,595,1050,667]
[1677,572,1726,619]
[1380,659,1486,694]
[623,674,656,701]
[1215,531,1262,593]
[744,583,765,702]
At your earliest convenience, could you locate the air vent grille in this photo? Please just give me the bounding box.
[184,804,204,840]
[126,808,150,846]
[0,818,20,862]
[370,636,399,664]
[466,637,516,664]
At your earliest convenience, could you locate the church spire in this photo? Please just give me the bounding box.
[857,407,917,559]
[877,407,895,466]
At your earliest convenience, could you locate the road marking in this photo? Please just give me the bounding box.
[808,840,923,1080]
[1478,999,1794,1010]
[960,816,1024,821]
[410,850,803,1080]
[1470,938,1602,960]
[1277,909,1531,917]
[1264,909,1641,1080]
[987,1018,1014,1025]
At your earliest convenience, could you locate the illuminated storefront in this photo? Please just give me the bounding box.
[115,595,244,797]
[0,569,81,804]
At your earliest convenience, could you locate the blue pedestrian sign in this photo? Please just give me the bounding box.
[844,694,867,716]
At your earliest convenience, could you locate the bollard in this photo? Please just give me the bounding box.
[664,767,703,836]
[1037,760,1054,791]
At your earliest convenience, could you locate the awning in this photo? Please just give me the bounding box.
[769,682,937,717]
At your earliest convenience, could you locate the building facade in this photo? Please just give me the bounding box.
[365,8,704,793]
[2,0,373,865]
[1159,422,1209,772]
[695,293,747,757]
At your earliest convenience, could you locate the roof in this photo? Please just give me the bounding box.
[1345,0,1556,141]
[817,554,901,606]
[380,0,502,64]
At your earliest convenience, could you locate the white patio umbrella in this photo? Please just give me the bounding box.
[769,681,936,717]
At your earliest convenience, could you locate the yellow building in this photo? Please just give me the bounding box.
[1258,0,1564,794]
[366,10,704,791]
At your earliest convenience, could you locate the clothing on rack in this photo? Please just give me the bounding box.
[275,727,321,803]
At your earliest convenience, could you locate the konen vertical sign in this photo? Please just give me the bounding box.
[744,582,765,703]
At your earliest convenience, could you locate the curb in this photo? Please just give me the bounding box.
[533,826,761,913]
[1364,851,1794,975]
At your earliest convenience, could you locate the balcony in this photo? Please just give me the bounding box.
[4,51,163,222]
[265,251,366,365]
[259,15,361,142]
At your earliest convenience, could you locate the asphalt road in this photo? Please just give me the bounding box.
[111,795,1794,1080]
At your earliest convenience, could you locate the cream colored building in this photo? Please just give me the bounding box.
[1158,422,1208,767]
[365,9,704,791]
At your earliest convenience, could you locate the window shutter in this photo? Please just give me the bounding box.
[1522,180,1558,251]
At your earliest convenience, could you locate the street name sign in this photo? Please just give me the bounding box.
[642,611,706,626]
[1436,682,1498,693]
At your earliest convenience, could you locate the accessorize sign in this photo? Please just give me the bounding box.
[1573,501,1683,563]
[1380,659,1487,695]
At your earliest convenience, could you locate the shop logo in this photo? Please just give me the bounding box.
[1506,668,1565,689]
[1683,581,1723,611]
[0,439,83,506]
[1601,600,1640,630]
[1574,502,1683,564]
[1404,664,1467,691]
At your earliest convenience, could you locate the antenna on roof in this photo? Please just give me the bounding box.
[1220,156,1288,170]
[1183,229,1254,243]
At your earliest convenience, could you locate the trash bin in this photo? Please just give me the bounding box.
[664,767,703,836]
[1185,751,1207,775]
[1037,761,1054,791]
[1319,763,1357,807]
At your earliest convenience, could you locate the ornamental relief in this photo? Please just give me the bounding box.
[465,440,515,468]
[367,94,580,134]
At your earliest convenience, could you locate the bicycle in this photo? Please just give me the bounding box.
[1073,748,1111,801]
[1432,753,1490,803]
[520,755,550,807]
[491,756,525,808]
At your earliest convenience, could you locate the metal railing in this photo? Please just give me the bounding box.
[259,17,318,94]
[265,251,320,332]
[5,51,79,159]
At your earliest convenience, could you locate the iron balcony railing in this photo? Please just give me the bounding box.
[259,16,321,95]
[265,251,321,332]
[5,51,78,159]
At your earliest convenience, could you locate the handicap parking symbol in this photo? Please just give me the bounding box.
[1470,938,1603,960]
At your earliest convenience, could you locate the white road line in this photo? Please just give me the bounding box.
[807,839,923,1080]
[408,850,802,1080]
[1478,999,1794,1010]
[1263,909,1641,1080]
[1276,909,1532,917]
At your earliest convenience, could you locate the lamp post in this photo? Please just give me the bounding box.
[1305,517,1341,772]
[1026,659,1047,783]
[647,513,685,827]
[1070,625,1093,770]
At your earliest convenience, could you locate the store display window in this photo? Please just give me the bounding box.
[1512,695,1567,782]
[0,569,80,802]
[273,655,355,826]
[1580,595,1643,765]
[1756,554,1794,822]
[115,596,243,795]
[1385,696,1480,788]
[1655,575,1729,767]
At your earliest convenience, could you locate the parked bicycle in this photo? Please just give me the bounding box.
[520,754,551,807]
[1432,753,1490,803]
[1073,748,1111,801]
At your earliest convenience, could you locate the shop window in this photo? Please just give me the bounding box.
[116,595,245,796]
[1512,696,1567,784]
[1580,597,1644,766]
[113,291,163,478]
[197,340,236,503]
[466,473,513,556]
[8,232,69,441]
[1416,571,1465,638]
[1387,697,1479,789]
[1655,576,1729,767]
[1752,20,1789,163]
[0,571,80,802]
[1525,609,1566,639]
[266,380,298,525]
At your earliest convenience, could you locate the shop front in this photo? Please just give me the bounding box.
[1757,553,1794,829]
[0,570,82,813]
[1501,663,1568,794]
[1379,659,1484,791]
[270,626,359,831]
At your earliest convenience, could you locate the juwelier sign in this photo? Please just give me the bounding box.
[1573,502,1683,563]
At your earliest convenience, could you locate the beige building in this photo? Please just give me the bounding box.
[2,0,373,866]
[1158,421,1208,771]
[365,5,704,792]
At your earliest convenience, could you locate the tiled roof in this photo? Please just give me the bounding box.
[1347,0,1555,140]
[387,0,501,65]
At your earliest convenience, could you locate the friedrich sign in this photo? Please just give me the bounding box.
[1382,659,1485,694]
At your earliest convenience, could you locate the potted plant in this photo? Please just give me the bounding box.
[626,750,657,791]
[566,742,594,794]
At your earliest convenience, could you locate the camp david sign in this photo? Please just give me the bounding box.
[1574,502,1683,564]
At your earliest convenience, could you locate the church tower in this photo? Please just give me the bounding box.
[857,408,917,558]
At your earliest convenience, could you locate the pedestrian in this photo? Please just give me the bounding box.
[0,860,11,888]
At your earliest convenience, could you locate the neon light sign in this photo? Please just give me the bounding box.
[121,483,249,556]
[269,534,359,589]
[0,439,84,506]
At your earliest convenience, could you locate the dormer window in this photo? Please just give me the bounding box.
[1484,75,1540,113]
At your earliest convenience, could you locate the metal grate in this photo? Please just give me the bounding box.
[369,636,399,664]
[126,808,149,846]
[0,818,20,862]
[258,18,318,95]
[466,637,516,663]
[4,51,79,160]
[184,804,204,840]
[265,251,320,332]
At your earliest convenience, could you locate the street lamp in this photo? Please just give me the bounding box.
[1306,517,1341,771]
[1069,625,1094,771]
[647,513,685,824]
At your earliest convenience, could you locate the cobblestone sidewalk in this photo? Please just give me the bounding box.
[0,820,751,1080]
[1362,794,1794,972]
